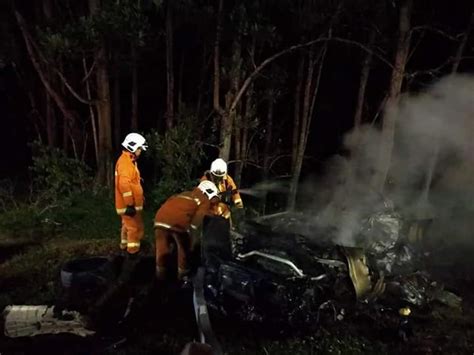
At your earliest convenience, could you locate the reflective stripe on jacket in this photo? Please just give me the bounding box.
[115,151,144,214]
[154,189,212,233]
[201,171,243,208]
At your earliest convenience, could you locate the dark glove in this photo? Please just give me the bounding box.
[124,205,136,217]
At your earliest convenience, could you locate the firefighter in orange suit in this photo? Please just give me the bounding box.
[201,158,243,222]
[115,132,147,255]
[154,180,219,281]
[87,133,148,323]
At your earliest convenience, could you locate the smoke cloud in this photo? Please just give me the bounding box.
[299,74,474,249]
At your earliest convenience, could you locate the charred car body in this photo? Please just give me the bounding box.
[199,207,460,330]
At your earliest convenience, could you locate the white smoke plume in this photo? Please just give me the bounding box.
[300,74,474,248]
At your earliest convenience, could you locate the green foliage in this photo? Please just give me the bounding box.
[30,141,93,203]
[145,116,204,207]
[0,206,44,237]
[38,0,150,59]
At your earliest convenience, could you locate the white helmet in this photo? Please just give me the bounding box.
[210,158,227,177]
[197,180,219,200]
[122,133,148,153]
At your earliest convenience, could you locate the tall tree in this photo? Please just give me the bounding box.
[89,0,113,186]
[131,43,139,130]
[165,0,175,129]
[372,0,413,193]
[451,11,473,74]
[353,27,376,128]
[288,43,327,209]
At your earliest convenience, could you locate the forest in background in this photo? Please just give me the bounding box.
[0,0,472,208]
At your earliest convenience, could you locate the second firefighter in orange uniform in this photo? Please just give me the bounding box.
[154,180,220,280]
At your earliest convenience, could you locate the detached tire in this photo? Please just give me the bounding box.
[60,257,112,290]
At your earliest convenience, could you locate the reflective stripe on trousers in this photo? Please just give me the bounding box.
[117,205,143,214]
[120,213,144,254]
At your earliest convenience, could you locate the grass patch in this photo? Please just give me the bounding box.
[0,239,116,308]
[0,191,157,243]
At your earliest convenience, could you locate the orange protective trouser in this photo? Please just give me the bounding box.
[155,228,192,279]
[120,213,144,254]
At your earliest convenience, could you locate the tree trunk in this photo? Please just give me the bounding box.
[95,45,113,186]
[288,44,327,210]
[83,56,99,165]
[372,0,412,193]
[234,81,253,186]
[288,47,315,210]
[354,28,376,128]
[292,54,305,170]
[451,11,473,74]
[131,43,138,130]
[43,0,56,147]
[165,0,174,129]
[90,0,113,186]
[234,109,242,180]
[45,80,56,147]
[42,0,53,19]
[220,30,242,161]
[234,35,255,185]
[178,50,185,113]
[262,88,275,215]
[196,44,208,119]
[112,53,121,149]
[263,89,274,180]
[213,0,224,116]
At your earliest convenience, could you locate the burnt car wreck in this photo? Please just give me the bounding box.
[197,203,462,346]
[2,204,463,353]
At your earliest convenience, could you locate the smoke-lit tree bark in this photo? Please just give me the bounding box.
[165,0,175,129]
[373,0,413,193]
[451,11,473,74]
[291,54,304,170]
[354,28,376,128]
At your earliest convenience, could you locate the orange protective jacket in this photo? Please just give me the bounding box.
[154,188,212,233]
[115,151,144,214]
[201,171,243,208]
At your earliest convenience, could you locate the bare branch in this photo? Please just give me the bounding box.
[81,59,96,83]
[230,36,393,113]
[411,25,459,41]
[19,13,95,105]
[53,68,95,105]
[15,10,76,123]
